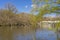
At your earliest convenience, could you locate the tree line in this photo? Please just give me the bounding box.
[0,3,36,26]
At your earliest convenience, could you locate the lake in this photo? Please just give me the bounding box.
[0,26,60,40]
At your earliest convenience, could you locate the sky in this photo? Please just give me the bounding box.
[0,0,33,13]
[44,13,56,17]
[0,0,57,17]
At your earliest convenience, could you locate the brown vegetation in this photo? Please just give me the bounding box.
[0,3,35,26]
[0,10,33,26]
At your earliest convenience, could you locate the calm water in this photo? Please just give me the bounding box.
[0,26,60,40]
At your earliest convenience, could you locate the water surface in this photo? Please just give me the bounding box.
[0,26,60,40]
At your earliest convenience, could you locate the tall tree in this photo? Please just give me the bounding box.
[5,3,18,14]
[32,0,60,40]
[32,0,60,20]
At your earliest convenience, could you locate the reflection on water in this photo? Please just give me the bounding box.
[0,26,60,40]
[36,30,57,40]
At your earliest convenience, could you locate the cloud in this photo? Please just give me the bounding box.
[25,5,28,8]
[31,4,34,7]
[31,4,37,8]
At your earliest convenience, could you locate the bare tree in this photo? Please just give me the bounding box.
[5,3,18,14]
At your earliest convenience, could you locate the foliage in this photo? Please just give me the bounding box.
[31,0,60,28]
[0,3,35,26]
[32,0,60,19]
